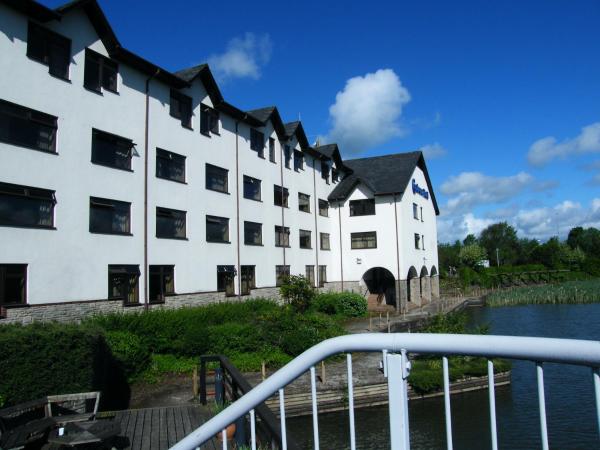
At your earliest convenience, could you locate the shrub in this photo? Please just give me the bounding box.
[279,275,315,313]
[312,292,367,318]
[104,330,151,381]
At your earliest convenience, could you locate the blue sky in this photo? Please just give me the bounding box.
[44,0,600,242]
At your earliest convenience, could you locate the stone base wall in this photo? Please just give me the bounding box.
[321,281,361,294]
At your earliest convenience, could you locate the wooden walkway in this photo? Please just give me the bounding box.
[113,405,218,450]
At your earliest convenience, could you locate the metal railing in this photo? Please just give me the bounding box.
[171,333,600,450]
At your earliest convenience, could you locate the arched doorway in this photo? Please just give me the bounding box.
[420,266,431,304]
[430,266,440,299]
[362,267,396,310]
[407,266,419,305]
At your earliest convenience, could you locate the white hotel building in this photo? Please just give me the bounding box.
[0,0,439,324]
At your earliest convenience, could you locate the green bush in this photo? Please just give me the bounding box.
[279,275,316,313]
[312,292,367,318]
[104,330,151,381]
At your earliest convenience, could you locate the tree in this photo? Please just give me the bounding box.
[532,237,562,269]
[459,244,488,268]
[438,240,462,274]
[279,275,315,313]
[567,227,600,256]
[516,238,540,265]
[479,222,520,266]
[463,234,477,246]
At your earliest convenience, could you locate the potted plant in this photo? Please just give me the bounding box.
[212,401,236,442]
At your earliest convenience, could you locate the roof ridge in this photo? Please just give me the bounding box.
[345,150,422,162]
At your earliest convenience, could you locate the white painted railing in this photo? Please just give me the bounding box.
[170,333,600,450]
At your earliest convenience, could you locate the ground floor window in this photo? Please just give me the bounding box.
[241,265,255,295]
[217,265,236,296]
[108,265,139,305]
[305,265,315,287]
[149,265,174,302]
[276,265,290,286]
[0,264,27,307]
[318,265,327,288]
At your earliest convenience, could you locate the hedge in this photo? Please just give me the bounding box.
[312,292,368,318]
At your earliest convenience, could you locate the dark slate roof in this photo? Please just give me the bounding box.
[246,107,277,123]
[315,144,337,159]
[328,151,439,215]
[284,121,300,138]
[174,64,208,82]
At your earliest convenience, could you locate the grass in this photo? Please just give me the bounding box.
[486,279,600,307]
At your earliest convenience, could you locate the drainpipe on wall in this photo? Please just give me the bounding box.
[235,120,242,299]
[338,202,344,291]
[393,194,402,313]
[143,69,160,310]
[280,142,286,267]
[312,157,319,288]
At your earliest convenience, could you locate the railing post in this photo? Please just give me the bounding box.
[199,358,207,405]
[215,367,224,405]
[387,350,411,450]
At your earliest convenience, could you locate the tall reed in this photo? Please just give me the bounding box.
[486,280,600,307]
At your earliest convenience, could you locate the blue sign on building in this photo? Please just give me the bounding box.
[412,179,429,199]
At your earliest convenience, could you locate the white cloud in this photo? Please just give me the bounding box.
[527,122,600,167]
[208,33,272,82]
[420,142,447,159]
[438,213,494,243]
[324,69,411,155]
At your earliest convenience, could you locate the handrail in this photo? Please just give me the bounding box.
[171,333,600,450]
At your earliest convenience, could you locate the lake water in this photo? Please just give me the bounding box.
[288,303,600,449]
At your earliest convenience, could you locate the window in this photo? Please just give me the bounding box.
[108,265,139,305]
[320,232,330,250]
[420,207,424,222]
[241,265,255,295]
[422,235,425,250]
[305,265,315,287]
[275,225,290,247]
[27,22,70,79]
[217,266,236,296]
[89,197,130,235]
[206,215,229,243]
[318,199,329,217]
[0,99,57,153]
[321,161,330,183]
[413,203,419,220]
[170,90,192,128]
[149,265,174,302]
[284,145,291,169]
[298,193,310,213]
[206,164,228,193]
[84,48,118,93]
[0,264,27,306]
[250,128,264,156]
[269,138,276,163]
[0,182,55,228]
[156,148,186,183]
[349,199,375,216]
[351,232,377,249]
[332,169,339,183]
[91,129,134,171]
[274,185,289,207]
[414,233,421,250]
[293,151,304,171]
[244,221,262,246]
[318,265,327,288]
[156,207,186,239]
[200,104,219,136]
[276,265,290,287]
[243,175,261,201]
[299,229,312,249]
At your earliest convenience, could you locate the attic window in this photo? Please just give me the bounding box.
[321,161,330,183]
[332,169,339,183]
[84,48,118,93]
[200,104,219,136]
[27,22,71,80]
[349,199,375,216]
[293,151,304,171]
[250,129,264,156]
[170,90,192,128]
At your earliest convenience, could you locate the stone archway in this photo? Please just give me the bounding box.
[407,266,420,306]
[420,266,431,304]
[430,266,440,299]
[362,267,396,311]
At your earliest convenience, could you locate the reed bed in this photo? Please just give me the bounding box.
[486,279,600,307]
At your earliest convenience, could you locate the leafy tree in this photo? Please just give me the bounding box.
[516,238,540,265]
[463,234,477,246]
[479,222,520,266]
[532,237,562,269]
[567,227,600,256]
[438,240,462,274]
[459,244,488,268]
[279,275,315,313]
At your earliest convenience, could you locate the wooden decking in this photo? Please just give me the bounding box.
[112,405,218,450]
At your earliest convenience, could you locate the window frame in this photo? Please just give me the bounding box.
[206,215,230,243]
[321,161,330,184]
[169,89,193,129]
[349,199,376,217]
[275,225,290,248]
[0,264,27,307]
[244,221,263,246]
[89,196,131,235]
[299,229,312,249]
[293,150,304,171]
[298,192,311,213]
[318,265,327,288]
[200,104,220,136]
[351,231,378,249]
[320,232,330,250]
[243,175,262,201]
[0,181,56,229]
[284,145,291,169]
[27,22,71,80]
[275,265,290,287]
[268,138,276,163]
[250,128,265,156]
[107,265,140,305]
[84,48,118,94]
[318,199,329,217]
[217,266,236,296]
[156,207,187,240]
[205,163,229,194]
[241,265,256,295]
[413,203,419,220]
[305,265,315,287]
[274,185,289,208]
[91,128,134,171]
[414,233,421,250]
[148,265,175,303]
[156,148,186,184]
[0,99,58,154]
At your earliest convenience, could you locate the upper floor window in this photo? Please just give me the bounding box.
[89,197,131,235]
[422,234,425,250]
[91,129,134,171]
[156,148,186,183]
[414,233,421,250]
[156,207,186,239]
[0,181,55,229]
[274,185,289,207]
[149,265,174,302]
[293,151,304,171]
[108,265,139,305]
[170,90,192,128]
[275,225,290,247]
[299,229,312,249]
[250,128,264,156]
[243,175,261,201]
[349,199,375,216]
[351,231,377,249]
[205,164,228,194]
[269,138,276,163]
[0,99,57,153]
[84,48,118,93]
[244,221,262,246]
[200,105,219,136]
[284,145,291,169]
[420,207,424,222]
[298,193,310,213]
[0,264,27,306]
[206,215,229,243]
[27,22,70,80]
[321,161,330,183]
[318,199,329,217]
[413,203,419,220]
[320,232,330,250]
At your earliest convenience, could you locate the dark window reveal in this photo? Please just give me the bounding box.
[156,148,185,183]
[305,265,315,287]
[27,22,71,80]
[413,203,419,220]
[217,266,236,296]
[298,193,310,213]
[332,169,339,183]
[84,48,118,93]
[244,221,262,246]
[299,229,311,249]
[200,104,219,135]
[0,264,27,306]
[250,128,264,156]
[351,231,377,249]
[170,90,192,128]
[241,265,255,295]
[91,129,134,171]
[284,145,291,169]
[275,225,290,247]
[156,207,186,239]
[108,265,139,305]
[349,199,375,216]
[205,164,228,193]
[206,215,229,243]
[293,151,304,171]
[276,265,290,287]
[274,185,289,207]
[320,232,330,250]
[243,175,261,201]
[414,233,421,250]
[0,182,55,228]
[89,197,130,235]
[149,265,174,302]
[318,265,327,288]
[318,199,329,217]
[269,138,276,162]
[0,99,57,153]
[321,161,330,183]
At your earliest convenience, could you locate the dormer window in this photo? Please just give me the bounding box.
[321,161,330,184]
[250,129,264,157]
[284,145,291,169]
[332,168,339,183]
[84,48,118,93]
[170,90,192,128]
[200,105,219,136]
[293,151,304,171]
[27,22,71,80]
